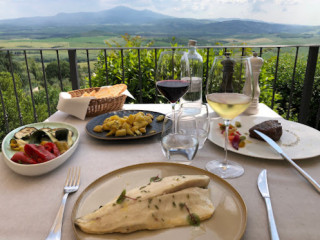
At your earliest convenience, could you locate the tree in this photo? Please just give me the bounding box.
[90,34,159,103]
[260,52,320,126]
[0,71,33,142]
[0,50,23,74]
[45,60,70,85]
[0,70,61,145]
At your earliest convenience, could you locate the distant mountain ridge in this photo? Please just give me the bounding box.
[0,6,173,26]
[0,6,319,39]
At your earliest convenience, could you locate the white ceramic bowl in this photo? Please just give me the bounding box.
[1,122,79,176]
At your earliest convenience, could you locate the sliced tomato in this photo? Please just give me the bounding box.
[11,152,37,164]
[43,142,60,157]
[24,144,56,163]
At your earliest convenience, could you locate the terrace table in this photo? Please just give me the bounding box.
[0,103,319,240]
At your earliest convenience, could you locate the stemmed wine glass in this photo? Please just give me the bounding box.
[156,51,200,161]
[206,53,253,178]
[156,50,190,133]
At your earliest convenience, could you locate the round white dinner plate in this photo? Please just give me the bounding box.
[72,162,247,240]
[208,116,320,160]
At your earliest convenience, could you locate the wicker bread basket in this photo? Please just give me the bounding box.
[68,87,127,117]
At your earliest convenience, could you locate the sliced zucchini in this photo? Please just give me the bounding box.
[54,128,69,141]
[14,127,37,139]
[53,128,74,147]
[29,130,56,144]
[39,127,52,132]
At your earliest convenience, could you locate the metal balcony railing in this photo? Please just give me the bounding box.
[0,45,319,142]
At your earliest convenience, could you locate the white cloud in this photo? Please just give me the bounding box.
[274,0,301,4]
[0,0,319,25]
[217,0,248,3]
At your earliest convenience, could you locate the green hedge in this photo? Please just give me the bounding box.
[1,37,320,146]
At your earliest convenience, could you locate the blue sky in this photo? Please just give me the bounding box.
[0,0,319,26]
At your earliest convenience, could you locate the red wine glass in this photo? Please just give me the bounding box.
[156,50,190,133]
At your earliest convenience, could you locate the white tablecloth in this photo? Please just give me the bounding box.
[1,103,319,240]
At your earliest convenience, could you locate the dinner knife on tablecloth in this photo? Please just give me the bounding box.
[254,130,320,193]
[258,169,280,240]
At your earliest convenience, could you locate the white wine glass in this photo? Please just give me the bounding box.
[206,54,253,178]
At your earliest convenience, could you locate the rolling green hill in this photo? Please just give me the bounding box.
[0,6,319,46]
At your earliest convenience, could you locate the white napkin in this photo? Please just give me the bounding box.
[57,87,134,120]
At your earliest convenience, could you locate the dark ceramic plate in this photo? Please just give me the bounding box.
[85,110,166,140]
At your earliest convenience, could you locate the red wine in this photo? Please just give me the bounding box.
[156,80,189,103]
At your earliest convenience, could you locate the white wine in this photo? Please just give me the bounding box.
[206,93,251,120]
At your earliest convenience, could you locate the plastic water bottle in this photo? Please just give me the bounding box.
[181,40,203,105]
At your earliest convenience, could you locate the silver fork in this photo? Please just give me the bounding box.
[45,167,80,240]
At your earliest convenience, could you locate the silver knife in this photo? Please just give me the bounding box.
[254,130,320,193]
[258,169,280,240]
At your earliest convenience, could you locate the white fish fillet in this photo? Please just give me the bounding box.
[75,187,214,234]
[124,174,210,200]
[75,175,214,234]
[76,175,210,221]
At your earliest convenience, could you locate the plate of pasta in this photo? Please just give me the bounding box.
[85,110,166,140]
